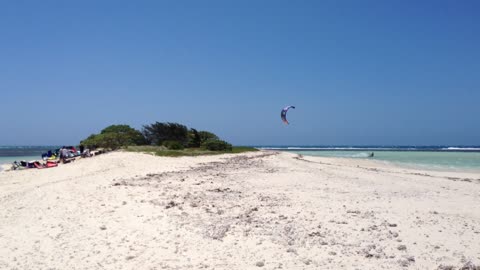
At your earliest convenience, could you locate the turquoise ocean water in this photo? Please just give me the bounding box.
[259,146,480,172]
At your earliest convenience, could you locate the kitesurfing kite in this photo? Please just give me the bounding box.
[281,105,295,124]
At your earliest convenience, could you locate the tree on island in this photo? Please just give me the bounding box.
[81,124,145,150]
[187,128,202,148]
[198,131,219,144]
[142,122,189,146]
[100,125,146,145]
[79,122,233,152]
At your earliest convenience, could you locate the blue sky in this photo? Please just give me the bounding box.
[1,1,479,146]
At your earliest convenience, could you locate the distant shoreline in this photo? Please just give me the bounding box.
[261,148,480,172]
[257,146,480,152]
[2,145,480,172]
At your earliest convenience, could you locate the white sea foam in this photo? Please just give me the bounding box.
[441,147,480,151]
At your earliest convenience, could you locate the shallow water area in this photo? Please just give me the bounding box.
[260,146,480,172]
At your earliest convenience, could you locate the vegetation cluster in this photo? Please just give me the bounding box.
[80,122,256,156]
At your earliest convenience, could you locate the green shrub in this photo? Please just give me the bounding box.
[202,139,232,151]
[187,128,201,148]
[100,124,147,145]
[80,124,146,150]
[81,133,122,150]
[198,131,219,144]
[142,122,189,146]
[163,140,184,150]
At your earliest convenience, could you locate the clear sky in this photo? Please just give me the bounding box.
[1,1,479,146]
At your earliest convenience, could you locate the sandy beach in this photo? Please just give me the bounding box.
[1,151,479,269]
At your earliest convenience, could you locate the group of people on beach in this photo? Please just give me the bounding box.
[11,145,104,171]
[56,145,96,163]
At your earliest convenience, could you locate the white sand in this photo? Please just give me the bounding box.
[1,151,479,269]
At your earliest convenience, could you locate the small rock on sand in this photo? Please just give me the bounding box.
[256,261,265,267]
[398,256,415,267]
[303,259,312,265]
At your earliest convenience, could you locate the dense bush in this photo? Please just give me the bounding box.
[100,125,147,145]
[187,128,201,148]
[163,140,184,150]
[202,139,232,151]
[198,131,219,144]
[80,122,231,152]
[80,124,146,150]
[81,132,123,150]
[142,122,189,146]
